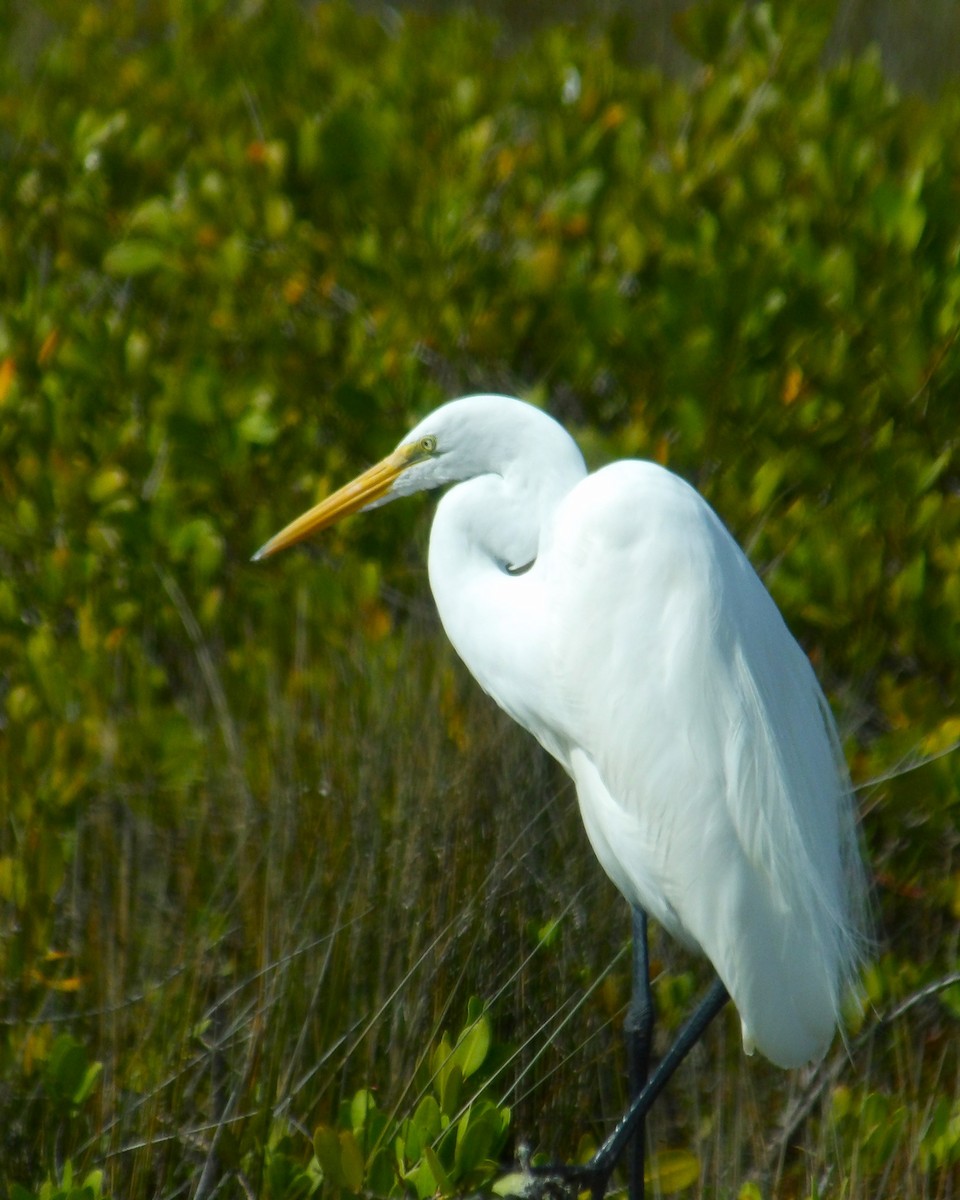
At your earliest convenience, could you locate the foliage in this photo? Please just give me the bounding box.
[10,1161,107,1200]
[1,0,958,1197]
[311,1000,510,1198]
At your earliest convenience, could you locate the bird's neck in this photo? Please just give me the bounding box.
[426,468,578,759]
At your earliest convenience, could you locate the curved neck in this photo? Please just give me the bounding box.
[426,459,583,760]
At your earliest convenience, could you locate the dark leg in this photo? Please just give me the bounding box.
[528,976,729,1200]
[590,976,729,1188]
[625,907,654,1200]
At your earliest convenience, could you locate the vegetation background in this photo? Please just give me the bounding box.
[1,0,959,1197]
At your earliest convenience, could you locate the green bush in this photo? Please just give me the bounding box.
[1,0,957,1196]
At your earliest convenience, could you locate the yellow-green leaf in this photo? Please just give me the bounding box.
[646,1148,700,1193]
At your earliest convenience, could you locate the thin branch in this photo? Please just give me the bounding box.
[757,970,960,1178]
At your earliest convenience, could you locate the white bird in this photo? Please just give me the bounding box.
[254,394,868,1197]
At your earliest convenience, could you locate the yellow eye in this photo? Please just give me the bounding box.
[419,435,437,454]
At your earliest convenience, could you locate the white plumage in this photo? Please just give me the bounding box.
[255,393,868,1072]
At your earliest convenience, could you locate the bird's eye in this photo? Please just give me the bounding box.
[419,435,437,454]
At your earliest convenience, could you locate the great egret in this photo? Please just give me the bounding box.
[254,394,868,1199]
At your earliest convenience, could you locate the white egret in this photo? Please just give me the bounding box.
[254,394,868,1199]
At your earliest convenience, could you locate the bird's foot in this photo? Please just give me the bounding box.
[498,1145,610,1200]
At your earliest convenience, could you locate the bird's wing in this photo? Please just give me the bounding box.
[544,461,862,1066]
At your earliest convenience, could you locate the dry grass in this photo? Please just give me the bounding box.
[6,587,947,1198]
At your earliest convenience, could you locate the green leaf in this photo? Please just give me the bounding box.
[238,406,280,447]
[88,467,129,505]
[404,1157,438,1200]
[493,1171,528,1197]
[44,1035,90,1108]
[338,1129,365,1193]
[454,1101,506,1175]
[423,1144,451,1194]
[349,1087,378,1135]
[73,1059,103,1107]
[439,1063,462,1118]
[312,1125,341,1184]
[103,239,171,277]
[452,1011,491,1079]
[406,1094,442,1162]
[128,196,175,239]
[430,1032,454,1088]
[647,1148,700,1193]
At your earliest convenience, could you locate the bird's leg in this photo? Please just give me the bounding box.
[588,976,730,1188]
[625,907,654,1200]
[523,976,729,1200]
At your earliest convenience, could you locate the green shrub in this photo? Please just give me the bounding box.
[1,1,957,1196]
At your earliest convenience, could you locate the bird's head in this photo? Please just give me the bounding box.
[253,394,584,561]
[253,396,505,560]
[251,429,435,562]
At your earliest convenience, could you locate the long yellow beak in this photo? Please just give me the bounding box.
[252,445,413,561]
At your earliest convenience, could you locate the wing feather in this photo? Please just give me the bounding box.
[544,461,866,1066]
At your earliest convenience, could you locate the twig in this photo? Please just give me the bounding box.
[757,970,960,1178]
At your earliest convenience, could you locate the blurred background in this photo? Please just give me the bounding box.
[356,0,960,91]
[1,1,959,1197]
